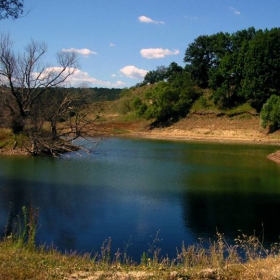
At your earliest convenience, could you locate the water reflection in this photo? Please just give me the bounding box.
[0,138,279,261]
[182,192,280,243]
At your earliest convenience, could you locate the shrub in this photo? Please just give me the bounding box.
[260,94,280,132]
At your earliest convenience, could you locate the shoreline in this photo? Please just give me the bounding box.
[125,130,280,164]
[1,126,280,163]
[127,130,280,145]
[107,120,280,163]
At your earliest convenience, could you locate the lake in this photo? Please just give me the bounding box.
[0,137,280,261]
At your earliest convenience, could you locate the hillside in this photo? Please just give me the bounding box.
[1,87,280,157]
[89,90,280,146]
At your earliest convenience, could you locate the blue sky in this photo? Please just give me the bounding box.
[2,0,279,88]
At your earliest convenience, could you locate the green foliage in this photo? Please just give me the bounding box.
[184,35,215,88]
[6,205,39,249]
[132,97,142,109]
[117,95,133,114]
[260,94,280,132]
[184,27,280,111]
[124,27,280,125]
[142,65,168,85]
[119,70,200,124]
[241,28,280,110]
[140,73,199,123]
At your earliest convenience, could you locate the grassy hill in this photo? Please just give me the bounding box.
[88,85,280,144]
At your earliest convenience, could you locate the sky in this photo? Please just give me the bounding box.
[1,0,279,88]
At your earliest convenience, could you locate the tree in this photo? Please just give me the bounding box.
[166,62,183,82]
[209,54,241,107]
[0,34,78,133]
[0,0,24,20]
[26,87,97,155]
[260,95,280,132]
[141,71,199,124]
[184,28,258,107]
[0,34,97,156]
[143,65,168,85]
[209,28,256,107]
[184,35,218,88]
[241,28,280,111]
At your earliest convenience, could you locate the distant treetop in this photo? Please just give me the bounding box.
[0,0,24,20]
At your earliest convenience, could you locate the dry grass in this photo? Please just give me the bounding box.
[0,128,30,155]
[1,229,280,280]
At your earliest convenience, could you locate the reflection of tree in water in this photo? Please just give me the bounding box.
[181,191,280,245]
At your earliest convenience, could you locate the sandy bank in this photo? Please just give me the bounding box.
[96,114,280,163]
[2,114,280,164]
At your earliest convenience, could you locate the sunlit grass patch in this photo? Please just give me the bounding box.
[0,128,13,148]
[0,128,30,151]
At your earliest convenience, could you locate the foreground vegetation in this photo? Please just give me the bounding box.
[1,207,280,280]
[2,231,280,279]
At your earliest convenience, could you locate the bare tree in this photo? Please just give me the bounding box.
[28,87,100,156]
[0,34,98,156]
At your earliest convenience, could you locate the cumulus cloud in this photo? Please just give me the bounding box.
[68,69,125,87]
[31,66,75,81]
[62,48,97,56]
[37,67,124,87]
[138,15,165,24]
[140,48,180,59]
[230,7,241,15]
[119,65,148,79]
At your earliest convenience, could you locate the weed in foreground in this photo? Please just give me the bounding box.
[2,209,280,279]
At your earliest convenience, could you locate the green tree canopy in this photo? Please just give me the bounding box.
[143,65,168,85]
[241,28,280,110]
[260,95,280,132]
[138,71,199,124]
[185,27,280,110]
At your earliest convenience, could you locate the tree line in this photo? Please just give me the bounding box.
[127,27,280,130]
[185,27,280,111]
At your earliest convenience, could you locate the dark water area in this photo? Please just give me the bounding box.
[0,138,280,261]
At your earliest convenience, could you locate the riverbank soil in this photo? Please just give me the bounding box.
[92,112,280,144]
[1,110,280,161]
[87,111,280,164]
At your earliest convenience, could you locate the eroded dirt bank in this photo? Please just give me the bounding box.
[91,113,280,163]
[2,113,280,163]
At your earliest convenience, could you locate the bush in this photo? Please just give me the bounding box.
[260,94,280,132]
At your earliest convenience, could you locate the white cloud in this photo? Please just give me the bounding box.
[138,15,165,25]
[230,7,241,16]
[62,48,97,56]
[36,67,124,87]
[119,65,148,79]
[31,66,75,82]
[68,69,125,87]
[140,48,180,59]
[109,43,115,47]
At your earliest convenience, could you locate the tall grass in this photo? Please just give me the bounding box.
[5,205,38,249]
[1,207,280,279]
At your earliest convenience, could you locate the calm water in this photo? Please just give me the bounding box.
[0,138,280,261]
